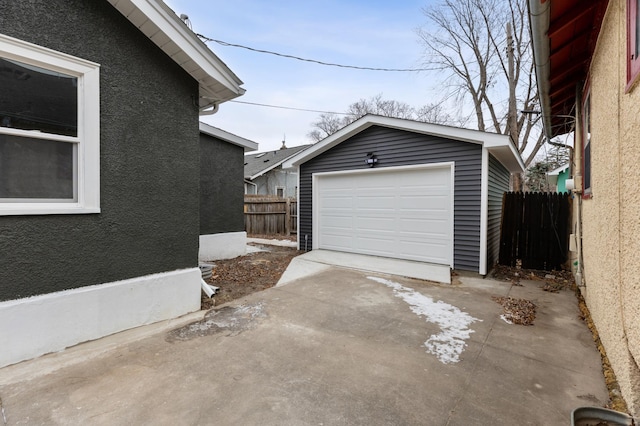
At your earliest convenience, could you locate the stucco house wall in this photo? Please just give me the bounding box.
[0,0,199,300]
[199,124,257,260]
[579,1,640,414]
[0,0,245,368]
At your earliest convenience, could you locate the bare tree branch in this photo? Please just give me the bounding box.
[418,0,543,175]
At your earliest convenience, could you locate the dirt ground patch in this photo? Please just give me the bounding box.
[201,244,302,310]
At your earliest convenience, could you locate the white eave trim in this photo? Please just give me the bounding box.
[108,0,245,104]
[246,155,299,180]
[199,122,258,152]
[283,114,525,173]
[547,163,570,176]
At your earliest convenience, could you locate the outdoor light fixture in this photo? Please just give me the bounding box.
[365,152,378,167]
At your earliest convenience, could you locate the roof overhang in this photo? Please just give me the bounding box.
[107,0,245,111]
[547,163,570,176]
[528,0,609,138]
[245,147,310,180]
[282,115,525,173]
[199,122,258,152]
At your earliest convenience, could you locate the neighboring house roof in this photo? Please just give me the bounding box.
[528,0,609,138]
[282,115,525,172]
[107,0,245,110]
[244,145,311,180]
[199,122,258,152]
[546,163,570,187]
[547,163,570,177]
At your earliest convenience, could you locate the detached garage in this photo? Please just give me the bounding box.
[283,115,525,275]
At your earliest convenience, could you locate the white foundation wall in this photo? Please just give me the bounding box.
[0,268,201,368]
[199,231,247,261]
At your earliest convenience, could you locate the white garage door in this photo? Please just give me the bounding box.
[315,164,453,265]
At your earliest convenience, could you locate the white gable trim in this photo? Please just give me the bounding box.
[199,122,258,152]
[108,0,245,107]
[547,163,570,176]
[283,115,525,173]
[246,153,304,180]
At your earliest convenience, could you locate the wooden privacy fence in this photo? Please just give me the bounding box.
[499,192,572,271]
[244,196,297,235]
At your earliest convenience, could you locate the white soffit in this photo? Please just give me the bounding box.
[199,122,258,152]
[282,115,525,173]
[107,0,245,106]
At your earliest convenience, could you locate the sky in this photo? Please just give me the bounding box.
[164,0,441,152]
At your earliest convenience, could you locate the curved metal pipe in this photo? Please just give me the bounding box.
[528,0,553,138]
[199,100,219,116]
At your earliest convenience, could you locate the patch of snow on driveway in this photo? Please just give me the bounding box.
[368,276,481,364]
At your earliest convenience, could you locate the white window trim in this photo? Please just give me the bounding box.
[0,34,100,216]
[275,186,285,197]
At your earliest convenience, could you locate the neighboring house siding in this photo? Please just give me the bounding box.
[252,169,298,197]
[556,170,569,193]
[299,125,482,271]
[486,154,510,270]
[0,0,199,301]
[200,134,244,235]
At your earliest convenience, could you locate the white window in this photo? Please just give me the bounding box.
[275,186,285,197]
[0,34,100,215]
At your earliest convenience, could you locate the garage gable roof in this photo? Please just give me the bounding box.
[283,115,525,172]
[107,0,245,110]
[199,122,258,152]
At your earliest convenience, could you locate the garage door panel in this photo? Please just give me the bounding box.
[356,217,396,232]
[316,165,453,265]
[320,196,353,209]
[321,234,354,250]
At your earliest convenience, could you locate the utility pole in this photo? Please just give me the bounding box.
[506,21,523,191]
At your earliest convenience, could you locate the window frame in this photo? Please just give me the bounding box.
[275,186,285,198]
[627,0,640,90]
[0,34,100,215]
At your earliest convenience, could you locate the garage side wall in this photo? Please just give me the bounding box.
[299,126,482,271]
[486,154,510,270]
[200,134,245,235]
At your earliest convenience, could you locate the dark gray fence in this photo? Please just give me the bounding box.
[499,192,572,270]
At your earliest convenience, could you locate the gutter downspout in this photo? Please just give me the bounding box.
[199,99,220,116]
[528,0,586,287]
[573,86,585,288]
[528,0,553,138]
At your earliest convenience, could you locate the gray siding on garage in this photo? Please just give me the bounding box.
[0,0,199,301]
[200,133,244,235]
[299,125,482,272]
[486,154,511,271]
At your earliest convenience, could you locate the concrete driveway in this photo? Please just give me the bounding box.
[0,258,608,425]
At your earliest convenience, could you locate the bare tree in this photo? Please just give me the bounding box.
[418,0,544,188]
[308,113,346,142]
[415,103,459,125]
[308,94,454,142]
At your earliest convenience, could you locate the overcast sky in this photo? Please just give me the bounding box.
[164,0,441,152]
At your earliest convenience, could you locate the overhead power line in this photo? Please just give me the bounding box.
[196,34,437,72]
[229,100,352,115]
